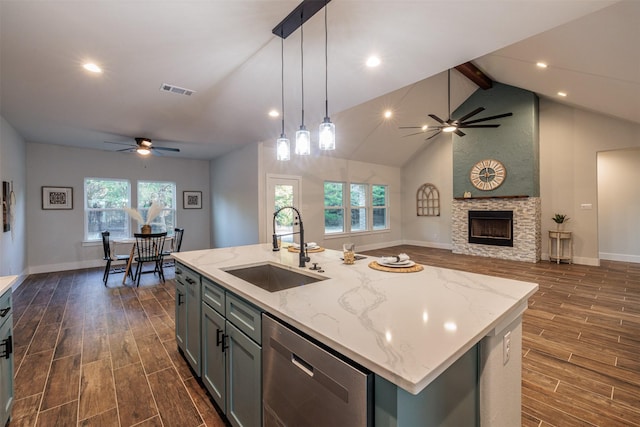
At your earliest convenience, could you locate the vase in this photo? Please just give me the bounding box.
[141,224,152,234]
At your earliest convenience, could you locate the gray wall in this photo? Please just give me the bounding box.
[0,116,27,278]
[453,83,539,198]
[26,142,211,273]
[210,143,260,248]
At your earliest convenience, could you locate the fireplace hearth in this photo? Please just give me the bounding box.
[468,210,513,247]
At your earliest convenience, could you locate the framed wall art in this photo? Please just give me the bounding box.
[183,191,202,209]
[42,186,73,210]
[2,181,10,232]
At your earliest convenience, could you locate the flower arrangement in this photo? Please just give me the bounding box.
[124,201,164,233]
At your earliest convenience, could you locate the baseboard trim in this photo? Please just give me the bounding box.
[599,252,640,264]
[402,240,453,250]
[541,253,600,267]
[28,259,126,275]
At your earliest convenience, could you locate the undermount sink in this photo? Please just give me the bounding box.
[224,262,327,292]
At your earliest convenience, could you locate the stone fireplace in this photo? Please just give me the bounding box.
[453,197,541,262]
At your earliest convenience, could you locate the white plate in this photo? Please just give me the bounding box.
[378,260,415,268]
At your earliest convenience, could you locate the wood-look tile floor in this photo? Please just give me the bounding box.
[9,247,640,426]
[363,246,640,427]
[9,267,226,427]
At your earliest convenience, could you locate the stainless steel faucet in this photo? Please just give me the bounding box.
[272,206,310,268]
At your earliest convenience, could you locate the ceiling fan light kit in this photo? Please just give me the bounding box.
[105,137,180,156]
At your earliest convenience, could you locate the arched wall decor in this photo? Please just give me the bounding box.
[417,183,440,216]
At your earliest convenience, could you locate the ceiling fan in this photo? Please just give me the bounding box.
[400,69,513,140]
[105,137,180,156]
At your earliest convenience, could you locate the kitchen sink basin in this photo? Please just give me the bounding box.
[224,262,327,292]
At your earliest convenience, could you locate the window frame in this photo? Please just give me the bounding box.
[323,181,390,236]
[84,177,131,242]
[137,180,177,236]
[323,181,346,235]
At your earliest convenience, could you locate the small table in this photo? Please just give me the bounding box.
[113,236,173,284]
[548,230,572,264]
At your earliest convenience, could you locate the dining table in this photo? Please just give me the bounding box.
[112,235,173,285]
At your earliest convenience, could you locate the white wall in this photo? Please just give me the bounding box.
[597,148,640,263]
[210,143,260,248]
[401,134,453,249]
[26,142,211,273]
[540,100,640,265]
[0,116,27,279]
[261,143,403,252]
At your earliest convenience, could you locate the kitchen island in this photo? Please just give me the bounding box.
[174,244,538,426]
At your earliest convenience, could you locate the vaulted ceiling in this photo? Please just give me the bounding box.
[1,1,637,166]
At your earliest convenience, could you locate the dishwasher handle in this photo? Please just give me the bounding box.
[291,353,314,377]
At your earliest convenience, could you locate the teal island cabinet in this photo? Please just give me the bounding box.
[0,276,17,427]
[174,245,538,427]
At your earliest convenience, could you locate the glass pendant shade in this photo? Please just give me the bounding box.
[276,135,290,161]
[319,118,335,150]
[295,126,311,155]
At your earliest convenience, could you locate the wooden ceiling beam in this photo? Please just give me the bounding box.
[455,62,493,90]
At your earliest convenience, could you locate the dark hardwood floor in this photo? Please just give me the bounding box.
[8,246,640,426]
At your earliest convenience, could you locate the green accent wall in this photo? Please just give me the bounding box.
[453,83,539,197]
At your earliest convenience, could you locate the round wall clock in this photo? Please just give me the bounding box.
[470,159,506,191]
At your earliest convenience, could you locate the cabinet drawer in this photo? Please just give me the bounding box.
[0,290,11,328]
[175,263,199,288]
[202,277,225,316]
[226,294,262,345]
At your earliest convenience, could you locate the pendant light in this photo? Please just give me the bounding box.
[295,12,311,156]
[276,36,290,161]
[318,2,335,151]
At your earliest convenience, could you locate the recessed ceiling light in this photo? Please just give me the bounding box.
[383,110,392,119]
[268,110,279,118]
[536,62,548,69]
[83,63,102,73]
[557,91,568,97]
[366,55,381,68]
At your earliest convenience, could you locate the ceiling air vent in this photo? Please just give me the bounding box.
[160,83,195,97]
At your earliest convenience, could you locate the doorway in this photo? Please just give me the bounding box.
[265,175,301,244]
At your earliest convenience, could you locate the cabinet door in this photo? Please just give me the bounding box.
[185,275,201,375]
[0,318,13,426]
[226,321,261,427]
[202,302,226,409]
[175,284,186,351]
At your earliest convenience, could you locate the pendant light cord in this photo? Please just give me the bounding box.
[300,11,305,127]
[324,2,329,118]
[280,36,285,136]
[447,68,451,119]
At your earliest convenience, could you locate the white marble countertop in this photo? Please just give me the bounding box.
[0,275,18,296]
[174,244,538,395]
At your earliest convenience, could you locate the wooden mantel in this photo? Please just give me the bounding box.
[454,195,530,200]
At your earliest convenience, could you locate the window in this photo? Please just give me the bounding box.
[84,178,130,241]
[324,182,344,234]
[372,185,388,230]
[323,181,390,234]
[138,181,176,235]
[350,183,368,232]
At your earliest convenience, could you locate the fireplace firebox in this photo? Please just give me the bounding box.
[468,211,513,247]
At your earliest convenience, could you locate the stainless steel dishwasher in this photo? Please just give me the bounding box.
[262,314,372,427]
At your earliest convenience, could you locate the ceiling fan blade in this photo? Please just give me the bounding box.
[116,147,135,152]
[458,124,501,128]
[426,130,442,140]
[105,141,134,147]
[457,107,485,123]
[462,112,513,126]
[398,126,426,129]
[454,129,466,137]
[428,114,446,125]
[152,146,180,152]
[403,131,430,138]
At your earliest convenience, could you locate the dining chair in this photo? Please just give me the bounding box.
[161,227,184,268]
[101,231,132,286]
[133,232,167,287]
